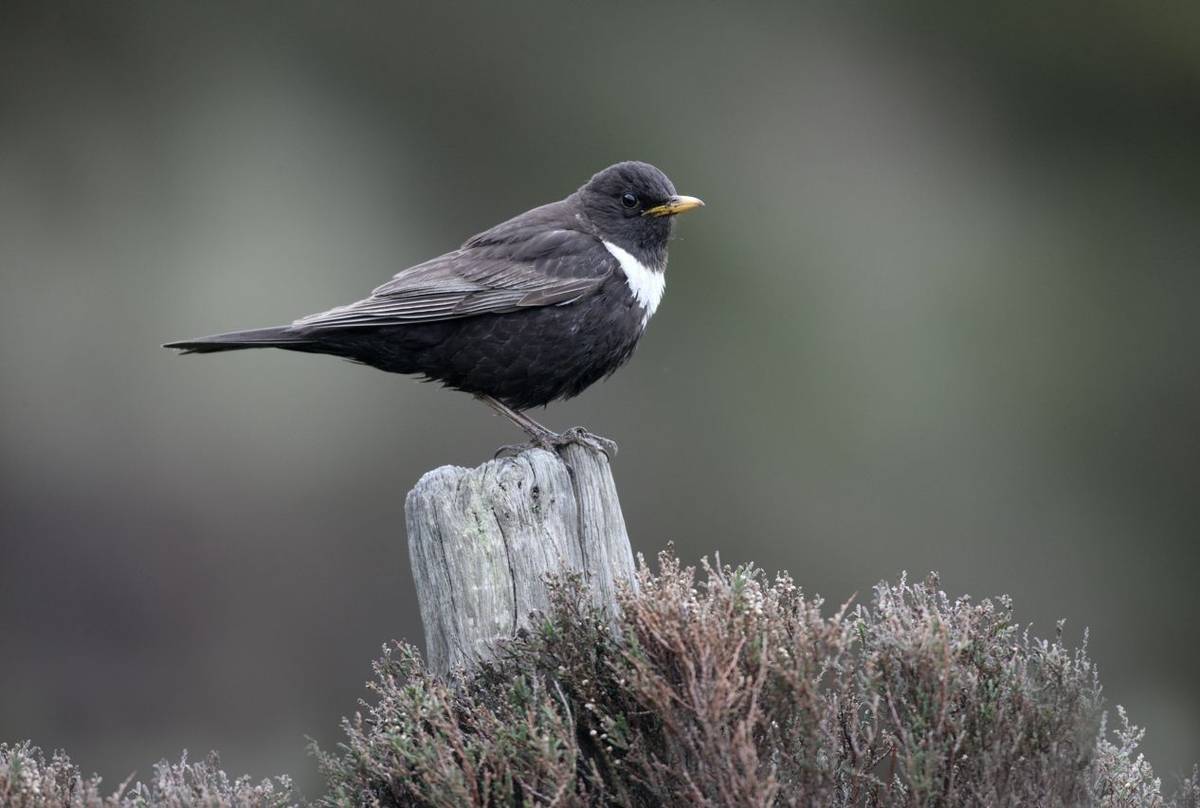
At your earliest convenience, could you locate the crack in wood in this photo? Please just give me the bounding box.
[405,445,636,675]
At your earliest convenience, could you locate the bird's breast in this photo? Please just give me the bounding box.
[602,241,666,328]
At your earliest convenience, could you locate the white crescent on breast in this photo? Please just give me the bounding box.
[603,240,666,328]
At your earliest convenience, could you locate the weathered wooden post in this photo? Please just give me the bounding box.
[404,443,637,675]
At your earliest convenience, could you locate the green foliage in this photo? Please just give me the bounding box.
[6,554,1198,807]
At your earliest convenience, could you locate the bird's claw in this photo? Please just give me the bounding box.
[494,442,533,459]
[556,427,619,458]
[492,427,618,460]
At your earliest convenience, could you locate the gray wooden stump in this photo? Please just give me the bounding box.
[405,443,637,676]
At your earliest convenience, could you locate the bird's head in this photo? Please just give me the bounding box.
[577,161,703,265]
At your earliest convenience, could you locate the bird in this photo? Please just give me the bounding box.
[164,161,703,455]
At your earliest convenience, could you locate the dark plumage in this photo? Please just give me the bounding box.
[165,161,703,450]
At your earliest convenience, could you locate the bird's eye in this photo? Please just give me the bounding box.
[621,192,638,209]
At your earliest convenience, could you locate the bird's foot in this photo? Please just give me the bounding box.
[493,427,618,460]
[554,427,619,458]
[493,443,528,459]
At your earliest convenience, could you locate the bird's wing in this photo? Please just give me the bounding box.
[293,227,613,330]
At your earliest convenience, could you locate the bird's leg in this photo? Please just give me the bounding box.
[477,395,557,443]
[476,395,618,458]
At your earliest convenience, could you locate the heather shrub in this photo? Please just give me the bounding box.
[316,553,1198,807]
[6,553,1198,807]
[0,744,294,808]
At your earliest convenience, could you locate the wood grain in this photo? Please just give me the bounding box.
[405,445,636,675]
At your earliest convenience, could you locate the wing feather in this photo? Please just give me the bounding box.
[294,224,613,330]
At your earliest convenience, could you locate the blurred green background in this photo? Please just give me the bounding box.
[2,0,1198,796]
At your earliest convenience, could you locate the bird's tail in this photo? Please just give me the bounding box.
[163,326,312,355]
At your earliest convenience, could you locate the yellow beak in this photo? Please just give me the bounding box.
[642,194,705,218]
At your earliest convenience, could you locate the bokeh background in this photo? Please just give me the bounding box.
[3,0,1198,796]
